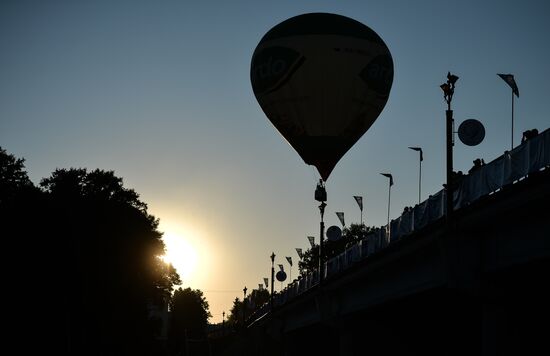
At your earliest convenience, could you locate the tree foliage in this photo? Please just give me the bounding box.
[247,288,270,311]
[168,287,211,354]
[227,297,243,326]
[41,168,147,211]
[1,149,181,356]
[0,146,35,203]
[298,245,320,275]
[298,223,374,274]
[226,288,270,327]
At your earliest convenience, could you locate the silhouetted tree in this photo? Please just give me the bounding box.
[298,224,373,275]
[298,245,320,275]
[247,288,270,311]
[0,146,36,203]
[342,223,372,243]
[1,152,181,356]
[224,288,269,329]
[1,147,47,351]
[168,287,211,355]
[40,168,147,211]
[226,297,243,326]
[39,168,181,355]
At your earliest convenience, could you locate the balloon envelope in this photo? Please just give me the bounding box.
[251,13,393,180]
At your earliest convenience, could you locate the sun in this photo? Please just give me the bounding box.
[161,232,198,283]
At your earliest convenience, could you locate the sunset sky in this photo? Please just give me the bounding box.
[2,0,549,323]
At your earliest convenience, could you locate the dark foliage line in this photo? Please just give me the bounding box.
[1,147,210,356]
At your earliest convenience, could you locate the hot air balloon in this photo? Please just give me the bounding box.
[251,13,393,181]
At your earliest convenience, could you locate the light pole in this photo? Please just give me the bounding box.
[270,252,275,311]
[497,73,519,150]
[440,72,459,220]
[380,173,393,240]
[408,147,423,204]
[314,180,327,284]
[222,311,225,334]
[285,256,293,285]
[242,286,247,326]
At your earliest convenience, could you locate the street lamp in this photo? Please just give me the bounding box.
[242,286,247,326]
[314,180,327,284]
[440,72,459,220]
[497,73,519,150]
[285,256,293,285]
[222,311,225,334]
[408,146,423,204]
[270,252,275,311]
[380,173,394,241]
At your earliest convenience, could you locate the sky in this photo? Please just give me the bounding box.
[1,0,549,323]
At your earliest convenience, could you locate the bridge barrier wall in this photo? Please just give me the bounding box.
[248,129,549,324]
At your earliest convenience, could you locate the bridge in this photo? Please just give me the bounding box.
[241,129,550,356]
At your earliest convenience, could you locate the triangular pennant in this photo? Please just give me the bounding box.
[381,173,394,186]
[409,146,423,161]
[336,212,345,227]
[353,196,363,211]
[497,73,519,97]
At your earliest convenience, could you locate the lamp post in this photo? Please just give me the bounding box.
[315,180,327,284]
[440,72,459,220]
[222,311,225,334]
[497,73,519,150]
[380,173,393,240]
[242,286,247,326]
[408,147,423,204]
[285,257,293,285]
[270,252,275,311]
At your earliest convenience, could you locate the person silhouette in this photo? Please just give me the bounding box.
[468,159,484,174]
[522,128,539,143]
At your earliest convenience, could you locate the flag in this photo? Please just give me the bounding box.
[497,73,519,97]
[263,278,268,288]
[409,146,423,161]
[336,212,345,227]
[353,196,363,211]
[278,264,284,271]
[296,248,303,258]
[307,236,315,247]
[381,173,394,186]
[286,256,293,266]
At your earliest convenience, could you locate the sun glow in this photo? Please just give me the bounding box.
[161,231,199,283]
